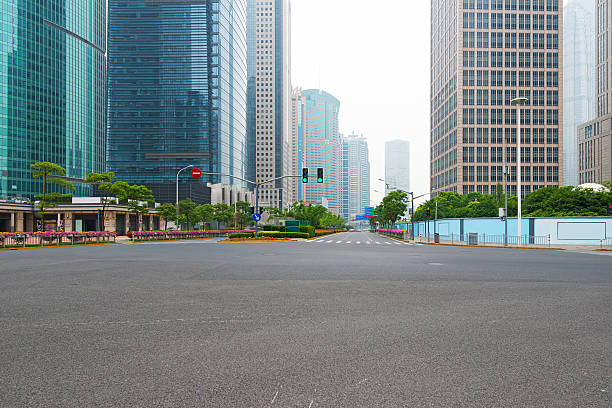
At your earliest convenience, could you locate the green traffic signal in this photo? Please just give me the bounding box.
[302,168,308,183]
[317,167,323,183]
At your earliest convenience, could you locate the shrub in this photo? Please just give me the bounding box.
[300,226,316,237]
[126,231,133,238]
[259,231,308,239]
[228,232,254,239]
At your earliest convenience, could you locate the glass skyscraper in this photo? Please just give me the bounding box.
[0,0,107,199]
[107,0,248,203]
[341,134,370,222]
[302,89,341,213]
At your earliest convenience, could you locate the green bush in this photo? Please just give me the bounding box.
[228,232,254,239]
[259,231,308,239]
[300,226,316,237]
[126,231,133,238]
[262,225,285,232]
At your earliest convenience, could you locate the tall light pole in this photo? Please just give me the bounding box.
[511,97,528,245]
[176,164,194,230]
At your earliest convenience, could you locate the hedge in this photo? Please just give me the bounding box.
[259,231,309,239]
[300,226,316,237]
[228,232,254,239]
[261,225,285,232]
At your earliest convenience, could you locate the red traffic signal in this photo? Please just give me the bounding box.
[191,168,202,179]
[608,203,612,214]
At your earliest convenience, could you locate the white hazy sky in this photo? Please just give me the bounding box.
[291,0,431,206]
[291,0,570,206]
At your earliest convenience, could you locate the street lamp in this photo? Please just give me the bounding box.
[176,165,194,230]
[511,97,528,245]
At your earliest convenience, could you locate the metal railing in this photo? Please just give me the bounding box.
[601,238,612,250]
[0,232,116,248]
[415,233,550,247]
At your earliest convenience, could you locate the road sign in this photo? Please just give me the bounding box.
[252,213,261,222]
[191,168,202,179]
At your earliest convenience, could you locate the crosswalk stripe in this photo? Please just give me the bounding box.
[356,242,361,244]
[326,240,333,243]
[386,242,391,245]
[346,241,351,244]
[366,241,371,244]
[336,241,342,243]
[395,243,402,245]
[376,242,381,244]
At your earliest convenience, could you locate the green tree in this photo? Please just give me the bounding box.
[179,199,199,230]
[30,162,75,228]
[85,172,117,230]
[234,201,253,229]
[286,201,329,228]
[213,203,234,226]
[320,213,345,229]
[378,190,408,226]
[156,203,177,230]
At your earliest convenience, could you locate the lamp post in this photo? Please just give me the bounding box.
[176,165,194,230]
[511,97,528,245]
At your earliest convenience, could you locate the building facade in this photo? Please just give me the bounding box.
[564,0,596,186]
[431,0,564,197]
[107,0,248,204]
[289,88,306,204]
[246,0,291,209]
[577,0,612,185]
[0,0,107,199]
[385,140,411,196]
[302,89,341,213]
[340,134,370,222]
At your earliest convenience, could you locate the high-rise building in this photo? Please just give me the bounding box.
[385,140,411,213]
[289,88,306,204]
[302,89,341,213]
[578,0,612,184]
[246,0,291,209]
[340,134,370,222]
[107,1,248,204]
[564,0,596,186]
[0,0,107,199]
[430,0,563,197]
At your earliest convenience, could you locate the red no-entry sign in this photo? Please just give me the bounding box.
[191,168,202,179]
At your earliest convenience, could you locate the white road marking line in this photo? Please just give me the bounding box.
[336,241,342,243]
[346,241,351,244]
[326,240,333,243]
[385,242,391,245]
[376,242,381,244]
[271,390,279,405]
[365,241,371,244]
[356,242,361,244]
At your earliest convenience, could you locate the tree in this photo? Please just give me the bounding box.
[106,183,155,231]
[213,203,234,226]
[156,203,177,230]
[179,199,199,230]
[234,201,253,229]
[286,201,329,228]
[85,172,117,230]
[195,204,215,228]
[30,162,75,228]
[320,213,345,229]
[378,190,408,226]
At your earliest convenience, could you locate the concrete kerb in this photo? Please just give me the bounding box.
[0,242,119,252]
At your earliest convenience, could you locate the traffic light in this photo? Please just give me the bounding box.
[302,168,308,183]
[608,203,612,215]
[250,206,255,215]
[317,167,324,183]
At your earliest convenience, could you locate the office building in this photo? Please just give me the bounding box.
[246,0,291,209]
[578,0,612,184]
[107,0,248,204]
[385,139,411,217]
[564,0,596,186]
[431,0,564,197]
[0,0,107,199]
[289,88,306,204]
[302,89,341,213]
[341,134,370,222]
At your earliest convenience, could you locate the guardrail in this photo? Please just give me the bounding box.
[415,233,550,247]
[601,238,612,250]
[131,230,253,242]
[0,232,116,248]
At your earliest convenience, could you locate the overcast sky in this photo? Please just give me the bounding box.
[291,0,431,206]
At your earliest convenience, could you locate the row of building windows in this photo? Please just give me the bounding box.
[462,165,559,182]
[463,52,558,68]
[462,0,558,12]
[462,146,559,163]
[463,12,558,30]
[462,89,558,106]
[462,32,558,49]
[461,184,551,195]
[462,108,559,125]
[463,69,557,86]
[462,127,558,144]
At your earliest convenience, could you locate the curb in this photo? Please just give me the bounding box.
[0,242,119,252]
[414,241,563,251]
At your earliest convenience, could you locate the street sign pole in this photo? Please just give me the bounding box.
[255,184,259,237]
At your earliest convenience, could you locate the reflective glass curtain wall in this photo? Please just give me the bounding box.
[0,0,107,199]
[107,0,247,201]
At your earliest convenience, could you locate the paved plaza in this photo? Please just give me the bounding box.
[0,232,610,406]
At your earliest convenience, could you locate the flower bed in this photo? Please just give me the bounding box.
[375,228,406,239]
[315,229,345,237]
[131,230,254,242]
[223,236,296,242]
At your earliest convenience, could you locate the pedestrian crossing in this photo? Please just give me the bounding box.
[307,238,415,246]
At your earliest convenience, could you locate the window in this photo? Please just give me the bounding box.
[546,71,558,87]
[546,34,558,49]
[463,32,475,48]
[505,127,517,143]
[491,89,503,105]
[522,167,532,183]
[477,128,489,143]
[505,0,517,10]
[520,107,531,124]
[519,52,531,67]
[463,12,475,27]
[491,128,504,143]
[546,147,559,163]
[532,90,545,105]
[491,166,503,182]
[504,51,517,67]
[506,147,517,163]
[546,90,558,106]
[533,166,545,182]
[547,166,559,182]
[464,0,476,8]
[491,12,503,28]
[505,32,517,48]
[491,0,503,10]
[477,32,489,48]
[463,147,475,162]
[463,70,475,86]
[521,147,531,163]
[504,70,517,86]
[546,52,558,68]
[477,70,489,86]
[477,108,489,124]
[491,51,503,67]
[533,14,545,29]
[477,89,489,105]
[519,71,531,87]
[491,32,504,48]
[463,127,475,143]
[546,128,558,144]
[463,166,475,182]
[546,109,558,125]
[533,71,545,87]
[505,109,516,125]
[477,147,489,162]
[463,108,475,124]
[477,166,490,181]
[546,14,558,30]
[533,52,545,67]
[491,109,503,124]
[491,147,503,163]
[463,51,475,66]
[504,89,517,105]
[533,147,545,163]
[533,128,545,144]
[477,51,489,67]
[533,109,545,124]
[518,33,531,48]
[477,0,490,9]
[521,127,531,143]
[546,0,558,12]
[505,13,517,29]
[519,0,531,10]
[518,13,531,29]
[491,70,504,86]
[477,12,489,28]
[463,89,475,105]
[533,33,545,49]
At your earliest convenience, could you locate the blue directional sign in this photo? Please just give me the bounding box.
[364,206,375,217]
[252,213,261,222]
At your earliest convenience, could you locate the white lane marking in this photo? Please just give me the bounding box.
[346,241,351,244]
[270,390,279,405]
[395,243,402,245]
[385,242,392,245]
[336,241,342,243]
[375,242,381,245]
[578,251,612,256]
[326,240,333,243]
[356,242,361,244]
[365,241,371,244]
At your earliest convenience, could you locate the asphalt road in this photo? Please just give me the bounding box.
[0,231,610,407]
